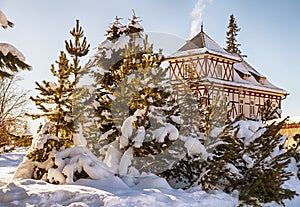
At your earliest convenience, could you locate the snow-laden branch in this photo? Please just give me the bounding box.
[0,43,26,62]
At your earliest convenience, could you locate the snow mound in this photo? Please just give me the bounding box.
[0,178,239,207]
[1,149,239,207]
[14,145,115,184]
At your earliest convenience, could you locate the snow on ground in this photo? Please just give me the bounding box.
[0,148,26,186]
[0,148,238,206]
[0,148,300,207]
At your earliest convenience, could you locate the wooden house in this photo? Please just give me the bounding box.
[166,26,288,119]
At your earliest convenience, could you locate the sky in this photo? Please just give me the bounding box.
[0,0,300,132]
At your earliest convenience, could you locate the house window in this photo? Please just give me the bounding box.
[250,100,255,116]
[216,64,222,78]
[239,99,244,114]
[183,63,190,78]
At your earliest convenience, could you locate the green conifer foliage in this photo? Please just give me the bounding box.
[89,13,182,175]
[288,134,300,181]
[160,97,236,189]
[237,119,297,206]
[225,14,245,57]
[29,52,74,146]
[24,122,64,180]
[105,16,125,41]
[0,52,31,77]
[160,94,296,206]
[91,14,154,145]
[28,20,89,146]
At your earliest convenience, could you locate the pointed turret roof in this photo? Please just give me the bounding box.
[168,28,240,61]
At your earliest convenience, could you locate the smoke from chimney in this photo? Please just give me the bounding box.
[190,0,212,38]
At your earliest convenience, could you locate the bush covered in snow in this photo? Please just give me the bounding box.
[13,122,114,184]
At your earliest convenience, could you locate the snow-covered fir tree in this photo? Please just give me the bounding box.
[0,10,31,77]
[87,13,185,175]
[105,16,125,41]
[225,14,246,57]
[159,94,296,206]
[234,119,296,206]
[28,20,89,146]
[159,96,235,189]
[86,14,151,149]
[109,67,181,175]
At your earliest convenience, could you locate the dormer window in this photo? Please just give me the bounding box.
[258,76,266,84]
[249,71,266,84]
[235,69,251,79]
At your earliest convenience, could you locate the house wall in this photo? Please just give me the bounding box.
[201,85,281,119]
[169,54,235,81]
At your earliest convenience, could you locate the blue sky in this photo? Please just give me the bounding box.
[1,0,300,130]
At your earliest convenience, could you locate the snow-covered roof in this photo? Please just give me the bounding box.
[202,76,287,95]
[232,59,288,95]
[200,59,288,95]
[168,29,240,61]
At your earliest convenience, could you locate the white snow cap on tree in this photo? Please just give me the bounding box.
[127,12,144,32]
[0,10,14,29]
[0,43,26,62]
[31,121,59,149]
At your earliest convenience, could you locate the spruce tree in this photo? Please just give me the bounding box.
[236,119,296,206]
[159,93,296,206]
[225,14,246,57]
[89,14,152,145]
[112,66,180,175]
[28,20,89,146]
[0,10,31,77]
[89,13,182,175]
[105,16,125,41]
[159,96,238,190]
